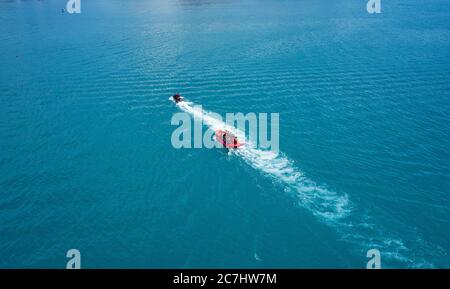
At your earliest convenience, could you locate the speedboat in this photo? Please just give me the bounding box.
[172,94,184,103]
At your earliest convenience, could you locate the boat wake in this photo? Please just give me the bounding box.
[175,98,349,220]
[172,98,435,268]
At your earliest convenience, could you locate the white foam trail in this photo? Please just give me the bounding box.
[175,98,350,221]
[172,98,435,268]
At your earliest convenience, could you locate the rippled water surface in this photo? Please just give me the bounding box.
[0,0,449,268]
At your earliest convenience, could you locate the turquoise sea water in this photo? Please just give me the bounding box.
[0,0,449,268]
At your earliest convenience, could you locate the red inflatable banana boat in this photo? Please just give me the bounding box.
[215,130,243,148]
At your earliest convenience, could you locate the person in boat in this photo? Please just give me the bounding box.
[223,133,227,147]
[222,131,238,148]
